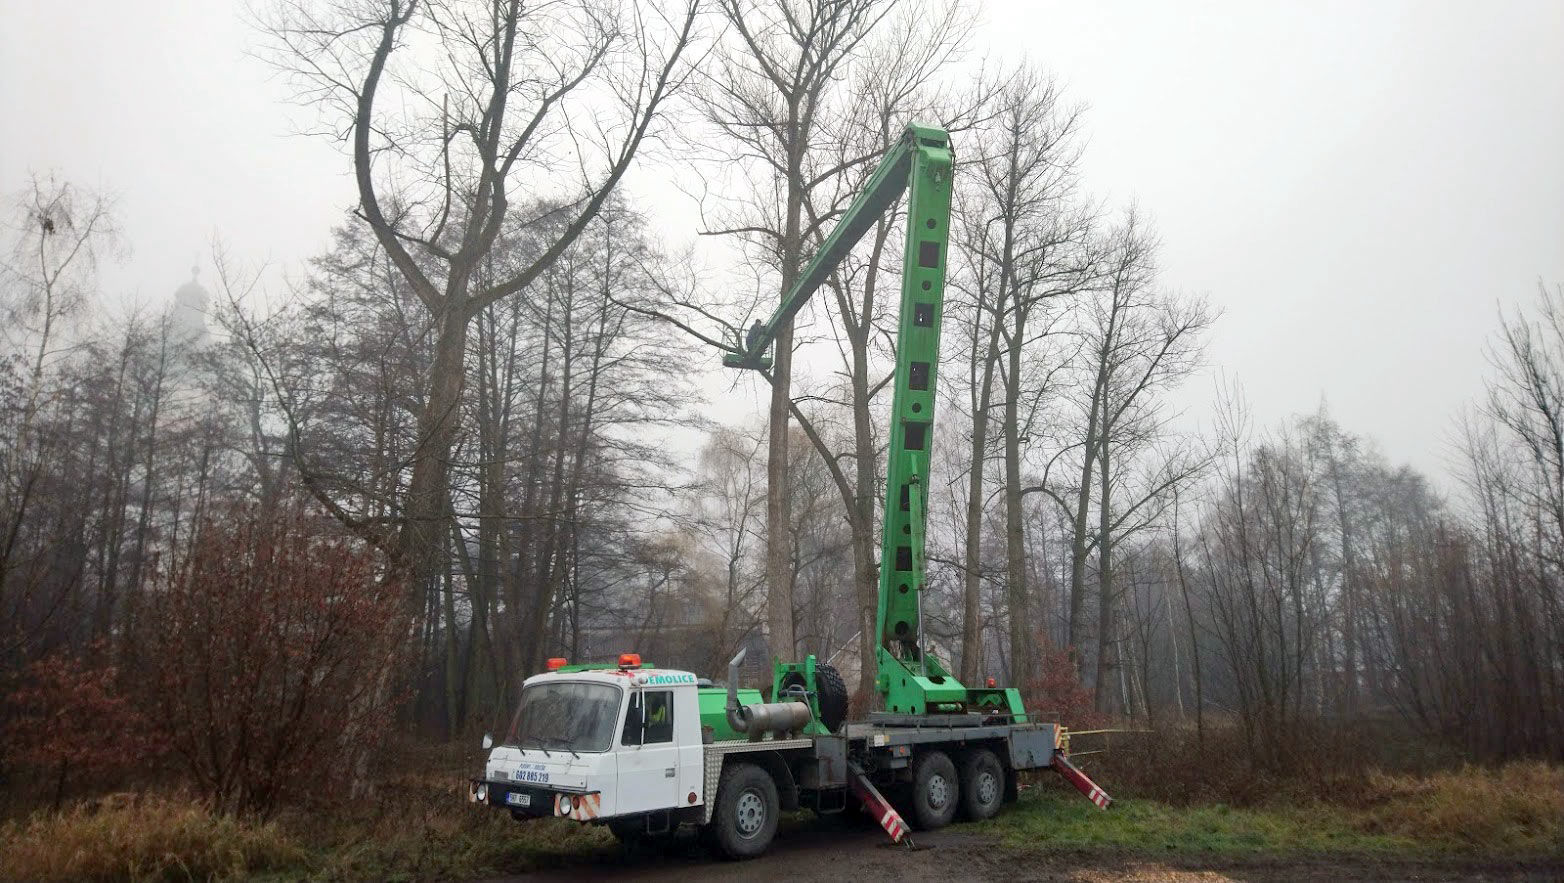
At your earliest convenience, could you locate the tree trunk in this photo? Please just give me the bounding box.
[1068,367,1107,662]
[396,292,471,615]
[765,143,806,663]
[1003,335,1030,688]
[1094,437,1116,712]
[1333,467,1359,715]
[960,319,1001,683]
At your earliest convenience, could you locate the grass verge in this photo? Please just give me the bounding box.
[990,761,1563,860]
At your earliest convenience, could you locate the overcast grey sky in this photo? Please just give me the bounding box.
[3,0,1561,480]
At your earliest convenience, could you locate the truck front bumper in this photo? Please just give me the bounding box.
[469,778,603,821]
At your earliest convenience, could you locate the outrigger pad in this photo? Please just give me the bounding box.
[1052,751,1112,810]
[847,760,914,848]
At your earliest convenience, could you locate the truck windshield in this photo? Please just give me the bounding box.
[504,681,622,754]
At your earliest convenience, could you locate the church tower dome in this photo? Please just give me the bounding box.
[173,264,210,346]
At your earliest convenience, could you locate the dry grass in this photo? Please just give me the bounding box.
[0,777,615,882]
[1006,756,1564,861]
[1354,761,1564,854]
[0,741,620,882]
[0,793,306,882]
[296,763,616,881]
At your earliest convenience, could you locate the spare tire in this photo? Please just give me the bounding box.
[814,663,849,732]
[778,662,850,732]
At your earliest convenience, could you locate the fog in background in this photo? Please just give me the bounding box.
[3,0,1561,479]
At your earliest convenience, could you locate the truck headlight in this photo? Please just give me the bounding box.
[475,783,488,803]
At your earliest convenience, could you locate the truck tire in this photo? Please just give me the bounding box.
[708,762,779,860]
[909,750,959,830]
[958,749,1005,821]
[813,663,849,732]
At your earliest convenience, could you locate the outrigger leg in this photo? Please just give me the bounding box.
[847,761,915,848]
[1053,751,1113,809]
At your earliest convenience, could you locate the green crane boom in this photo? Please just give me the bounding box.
[727,123,1026,722]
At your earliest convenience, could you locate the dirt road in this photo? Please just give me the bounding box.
[492,819,1562,882]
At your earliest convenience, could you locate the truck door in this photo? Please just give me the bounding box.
[615,688,680,814]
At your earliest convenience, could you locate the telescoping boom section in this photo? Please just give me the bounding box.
[727,123,1024,721]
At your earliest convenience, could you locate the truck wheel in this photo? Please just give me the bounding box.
[909,750,959,830]
[959,749,1005,820]
[709,762,779,860]
[813,663,849,732]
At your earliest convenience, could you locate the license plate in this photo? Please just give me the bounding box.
[505,791,531,807]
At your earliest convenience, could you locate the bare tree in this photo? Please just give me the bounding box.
[693,0,897,661]
[687,424,767,673]
[1079,216,1213,712]
[266,0,701,605]
[0,178,122,658]
[953,68,1092,687]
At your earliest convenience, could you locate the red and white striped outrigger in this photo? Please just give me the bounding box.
[1052,751,1113,809]
[847,750,1111,848]
[850,750,1119,843]
[847,760,915,848]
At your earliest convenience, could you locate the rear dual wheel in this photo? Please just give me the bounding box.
[959,749,1005,821]
[906,747,1006,829]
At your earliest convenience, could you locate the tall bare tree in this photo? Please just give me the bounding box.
[267,0,700,605]
[693,0,896,662]
[1079,215,1212,711]
[955,68,1092,687]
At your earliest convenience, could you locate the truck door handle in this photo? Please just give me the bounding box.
[665,768,675,777]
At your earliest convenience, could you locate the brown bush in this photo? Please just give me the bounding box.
[1081,715,1553,817]
[2,646,158,808]
[128,501,407,817]
[1089,717,1389,806]
[1023,646,1107,730]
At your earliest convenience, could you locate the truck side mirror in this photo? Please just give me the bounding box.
[481,733,493,750]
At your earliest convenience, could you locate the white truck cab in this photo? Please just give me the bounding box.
[476,661,706,823]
